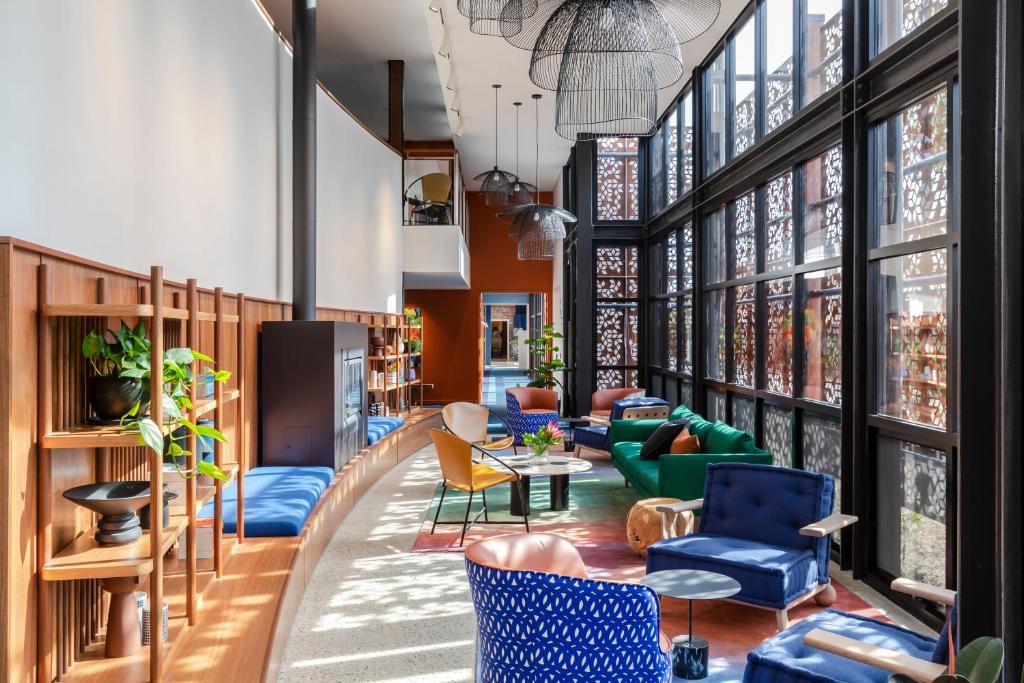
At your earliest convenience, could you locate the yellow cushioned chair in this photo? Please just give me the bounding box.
[429,429,530,546]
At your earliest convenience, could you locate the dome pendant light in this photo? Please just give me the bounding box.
[458,0,539,37]
[506,101,538,211]
[473,84,517,206]
[498,94,577,260]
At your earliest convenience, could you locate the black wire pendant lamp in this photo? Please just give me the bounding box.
[473,85,517,206]
[457,0,539,36]
[506,101,538,209]
[498,94,577,260]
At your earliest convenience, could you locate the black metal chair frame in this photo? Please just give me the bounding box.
[432,410,529,546]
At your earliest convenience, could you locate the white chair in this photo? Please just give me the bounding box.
[441,402,516,454]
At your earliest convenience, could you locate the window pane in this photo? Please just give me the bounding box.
[876,437,946,586]
[765,0,795,134]
[765,405,793,467]
[682,293,694,374]
[875,0,948,55]
[705,289,726,381]
[667,110,680,204]
[596,137,640,221]
[803,0,842,105]
[705,50,727,174]
[681,221,694,292]
[732,16,757,157]
[876,249,948,428]
[705,208,727,284]
[732,395,756,436]
[666,231,678,294]
[804,269,842,404]
[765,171,795,271]
[732,284,756,387]
[650,126,665,215]
[656,299,679,371]
[804,415,842,518]
[766,277,794,395]
[706,389,727,422]
[682,381,694,407]
[873,89,949,248]
[681,91,695,194]
[732,192,757,278]
[804,145,843,262]
[596,245,640,390]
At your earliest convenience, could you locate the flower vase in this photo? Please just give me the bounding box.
[528,447,550,466]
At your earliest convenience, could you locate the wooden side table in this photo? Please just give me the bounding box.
[626,497,695,557]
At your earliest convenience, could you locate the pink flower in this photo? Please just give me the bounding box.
[546,421,565,439]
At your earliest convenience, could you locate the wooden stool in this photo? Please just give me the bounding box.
[627,497,695,557]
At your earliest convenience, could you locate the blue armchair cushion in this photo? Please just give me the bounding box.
[700,463,834,585]
[573,424,609,450]
[199,466,334,537]
[743,608,938,683]
[639,420,690,460]
[611,396,671,419]
[647,535,819,608]
[367,415,405,445]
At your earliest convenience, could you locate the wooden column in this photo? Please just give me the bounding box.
[388,60,405,153]
[149,266,164,683]
[185,279,199,624]
[36,265,53,683]
[236,294,246,544]
[213,288,225,576]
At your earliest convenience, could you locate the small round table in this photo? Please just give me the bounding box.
[503,455,593,515]
[641,569,741,680]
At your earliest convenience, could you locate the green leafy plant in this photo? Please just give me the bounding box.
[82,321,151,377]
[522,421,564,456]
[525,324,565,390]
[405,337,422,354]
[120,346,231,482]
[404,307,422,327]
[887,637,1005,683]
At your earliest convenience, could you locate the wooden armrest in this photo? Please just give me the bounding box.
[804,629,947,682]
[891,578,956,606]
[800,513,859,537]
[655,499,703,515]
[586,415,610,426]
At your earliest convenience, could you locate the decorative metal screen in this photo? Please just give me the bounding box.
[765,171,794,271]
[681,91,695,195]
[765,278,794,395]
[733,16,757,157]
[732,284,756,387]
[804,1,842,104]
[804,269,843,404]
[732,192,757,278]
[765,0,794,134]
[705,289,726,381]
[732,395,756,436]
[804,145,843,262]
[596,137,640,221]
[764,405,793,467]
[596,245,640,389]
[804,415,842,516]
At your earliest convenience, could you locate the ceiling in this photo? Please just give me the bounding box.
[259,0,748,191]
[260,0,451,140]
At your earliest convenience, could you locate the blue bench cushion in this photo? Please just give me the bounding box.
[646,534,819,608]
[198,466,334,537]
[744,608,938,683]
[573,424,608,451]
[368,416,405,445]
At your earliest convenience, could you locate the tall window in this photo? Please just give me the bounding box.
[651,225,693,377]
[596,245,640,388]
[596,137,640,221]
[650,129,665,216]
[765,0,795,134]
[666,109,680,205]
[804,0,843,105]
[765,171,795,272]
[732,16,757,157]
[705,50,727,175]
[681,91,695,195]
[804,145,843,262]
[874,0,949,55]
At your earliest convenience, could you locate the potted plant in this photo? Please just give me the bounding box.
[522,421,564,466]
[82,322,151,422]
[404,307,422,327]
[524,324,566,391]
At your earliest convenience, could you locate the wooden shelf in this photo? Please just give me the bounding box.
[42,303,189,320]
[42,423,165,450]
[194,312,240,323]
[42,514,189,582]
[193,388,239,418]
[60,614,189,683]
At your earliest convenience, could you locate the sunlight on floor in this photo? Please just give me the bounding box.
[280,447,476,682]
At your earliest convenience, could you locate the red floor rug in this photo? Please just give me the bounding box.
[412,451,885,681]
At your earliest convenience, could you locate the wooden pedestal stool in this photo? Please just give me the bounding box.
[626,497,695,557]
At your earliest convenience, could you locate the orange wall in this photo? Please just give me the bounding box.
[406,191,554,404]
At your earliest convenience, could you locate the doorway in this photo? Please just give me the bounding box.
[482,293,545,412]
[490,319,510,362]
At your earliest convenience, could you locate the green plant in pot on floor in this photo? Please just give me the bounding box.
[887,636,1006,683]
[525,324,565,391]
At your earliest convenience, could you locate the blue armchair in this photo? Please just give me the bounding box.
[573,397,670,455]
[744,578,957,682]
[466,533,672,682]
[647,463,857,630]
[505,387,559,446]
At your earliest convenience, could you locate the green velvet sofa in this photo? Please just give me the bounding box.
[608,404,772,503]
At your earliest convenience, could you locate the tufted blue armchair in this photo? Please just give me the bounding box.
[647,463,857,630]
[505,387,559,446]
[573,397,671,455]
[466,533,672,682]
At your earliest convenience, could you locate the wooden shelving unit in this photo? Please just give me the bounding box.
[366,312,424,417]
[35,265,248,683]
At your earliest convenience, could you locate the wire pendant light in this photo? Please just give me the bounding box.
[554,51,659,139]
[498,94,577,260]
[457,0,539,36]
[507,101,538,210]
[473,85,517,206]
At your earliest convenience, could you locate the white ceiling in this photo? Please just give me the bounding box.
[425,0,749,191]
[261,0,451,140]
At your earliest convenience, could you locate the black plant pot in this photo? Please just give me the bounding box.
[139,490,179,530]
[87,376,144,422]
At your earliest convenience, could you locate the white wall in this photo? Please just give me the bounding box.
[0,0,403,313]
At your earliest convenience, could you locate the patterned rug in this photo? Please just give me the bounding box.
[412,450,885,681]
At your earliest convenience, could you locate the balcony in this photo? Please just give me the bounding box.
[402,152,470,289]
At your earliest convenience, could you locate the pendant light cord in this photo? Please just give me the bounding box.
[534,95,541,204]
[494,86,499,167]
[514,104,520,178]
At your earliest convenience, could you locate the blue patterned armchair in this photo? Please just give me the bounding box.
[573,397,670,455]
[505,387,559,446]
[466,533,671,682]
[647,463,857,630]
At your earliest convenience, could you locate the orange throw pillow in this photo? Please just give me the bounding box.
[669,429,701,454]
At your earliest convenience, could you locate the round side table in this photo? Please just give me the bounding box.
[626,497,694,557]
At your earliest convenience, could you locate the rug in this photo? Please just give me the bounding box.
[413,450,885,681]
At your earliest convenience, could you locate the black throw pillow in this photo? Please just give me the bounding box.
[639,419,690,460]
